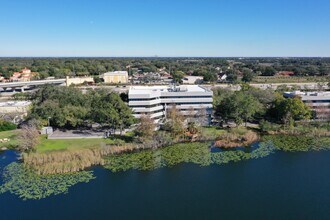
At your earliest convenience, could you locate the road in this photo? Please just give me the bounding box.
[78,82,329,93]
[0,79,66,91]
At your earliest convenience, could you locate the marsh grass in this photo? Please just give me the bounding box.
[24,143,142,174]
[214,128,259,148]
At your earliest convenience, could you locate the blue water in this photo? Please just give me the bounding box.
[1,150,330,220]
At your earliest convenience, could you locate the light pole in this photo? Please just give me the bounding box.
[48,117,51,127]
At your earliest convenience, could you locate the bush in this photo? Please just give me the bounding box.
[259,120,281,133]
[214,129,259,148]
[0,120,17,132]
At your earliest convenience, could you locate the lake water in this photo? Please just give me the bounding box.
[1,149,330,220]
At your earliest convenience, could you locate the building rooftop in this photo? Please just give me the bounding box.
[129,85,211,95]
[284,91,330,101]
[102,71,128,76]
[285,91,330,97]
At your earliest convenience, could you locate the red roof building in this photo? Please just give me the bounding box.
[10,68,37,82]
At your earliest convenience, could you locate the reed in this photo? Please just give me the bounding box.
[214,130,259,148]
[23,143,142,174]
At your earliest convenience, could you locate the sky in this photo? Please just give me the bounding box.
[0,0,330,57]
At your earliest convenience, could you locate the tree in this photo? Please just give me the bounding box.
[270,96,311,125]
[163,105,185,139]
[135,115,156,142]
[30,85,134,131]
[215,91,263,126]
[196,107,208,126]
[242,68,255,82]
[18,125,40,151]
[90,91,135,134]
[241,84,275,106]
[262,66,276,76]
[203,72,217,82]
[225,69,239,84]
[171,71,185,83]
[212,88,234,107]
[31,86,89,128]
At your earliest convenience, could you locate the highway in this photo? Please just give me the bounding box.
[0,79,327,94]
[0,79,66,90]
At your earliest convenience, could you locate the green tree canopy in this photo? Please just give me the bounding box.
[270,96,311,125]
[215,91,263,126]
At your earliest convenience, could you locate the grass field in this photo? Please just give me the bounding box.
[36,136,120,153]
[252,76,328,84]
[200,127,226,139]
[0,130,20,149]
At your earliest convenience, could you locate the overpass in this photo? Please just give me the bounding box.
[0,79,66,91]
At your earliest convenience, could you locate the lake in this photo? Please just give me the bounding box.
[1,149,330,220]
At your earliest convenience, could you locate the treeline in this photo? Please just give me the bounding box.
[213,84,312,127]
[28,85,135,132]
[0,57,329,81]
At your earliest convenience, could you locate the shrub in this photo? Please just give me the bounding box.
[259,120,281,133]
[0,120,17,132]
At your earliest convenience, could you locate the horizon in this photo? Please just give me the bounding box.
[0,56,330,59]
[1,0,330,57]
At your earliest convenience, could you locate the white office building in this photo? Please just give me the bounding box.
[128,85,213,125]
[284,91,330,120]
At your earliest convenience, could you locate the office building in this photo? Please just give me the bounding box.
[128,85,213,125]
[101,71,128,84]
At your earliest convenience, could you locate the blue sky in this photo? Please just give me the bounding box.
[0,0,330,57]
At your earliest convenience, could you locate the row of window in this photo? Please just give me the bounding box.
[135,109,164,115]
[161,96,212,99]
[130,103,212,109]
[129,96,212,101]
[129,98,159,101]
[165,102,212,105]
[304,100,330,103]
[129,104,162,108]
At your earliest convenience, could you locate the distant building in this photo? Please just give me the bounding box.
[182,76,204,84]
[10,68,37,82]
[284,91,330,121]
[66,76,94,86]
[100,71,128,84]
[0,101,32,124]
[128,85,213,126]
[277,71,295,77]
[219,74,227,82]
[0,101,32,114]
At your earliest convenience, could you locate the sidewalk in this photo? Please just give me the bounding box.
[48,129,105,139]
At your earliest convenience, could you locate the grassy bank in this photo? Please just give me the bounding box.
[200,127,226,140]
[14,125,330,175]
[0,130,20,149]
[36,136,120,153]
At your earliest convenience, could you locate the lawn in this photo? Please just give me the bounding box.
[0,130,20,149]
[36,136,119,153]
[200,127,226,139]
